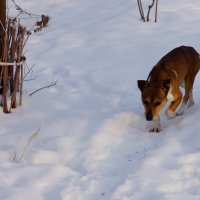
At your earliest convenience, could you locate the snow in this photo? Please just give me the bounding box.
[1,0,200,199]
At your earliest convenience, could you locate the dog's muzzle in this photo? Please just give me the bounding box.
[146,111,153,121]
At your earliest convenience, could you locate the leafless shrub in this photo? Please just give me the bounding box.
[0,0,50,113]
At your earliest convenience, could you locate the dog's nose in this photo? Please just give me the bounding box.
[146,111,153,121]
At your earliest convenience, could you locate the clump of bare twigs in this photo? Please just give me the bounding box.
[137,0,159,22]
[0,0,50,113]
[34,15,50,32]
[11,0,50,32]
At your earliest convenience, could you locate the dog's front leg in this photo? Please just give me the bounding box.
[149,116,161,132]
[166,89,182,118]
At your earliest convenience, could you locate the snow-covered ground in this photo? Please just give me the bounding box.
[1,0,200,199]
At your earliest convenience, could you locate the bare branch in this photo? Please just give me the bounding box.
[0,20,7,34]
[11,0,41,17]
[24,76,37,82]
[155,0,159,22]
[22,63,34,79]
[29,80,58,96]
[137,0,145,22]
[147,0,155,22]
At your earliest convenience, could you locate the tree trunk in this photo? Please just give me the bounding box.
[0,0,6,59]
[11,26,26,109]
[0,0,7,110]
[3,36,8,113]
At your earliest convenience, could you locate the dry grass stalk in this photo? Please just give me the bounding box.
[13,124,41,163]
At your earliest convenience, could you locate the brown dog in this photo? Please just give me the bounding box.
[138,46,200,132]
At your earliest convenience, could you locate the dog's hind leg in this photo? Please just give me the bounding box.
[187,90,194,108]
[177,71,197,115]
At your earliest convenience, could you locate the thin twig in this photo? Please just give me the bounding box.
[22,63,35,81]
[0,20,7,35]
[23,34,30,49]
[24,76,37,82]
[11,0,42,17]
[29,80,58,96]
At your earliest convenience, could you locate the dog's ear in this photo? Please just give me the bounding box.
[161,79,170,93]
[137,80,147,92]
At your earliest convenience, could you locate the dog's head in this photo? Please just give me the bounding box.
[137,79,170,121]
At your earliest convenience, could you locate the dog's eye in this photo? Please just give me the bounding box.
[154,101,161,106]
[143,100,149,106]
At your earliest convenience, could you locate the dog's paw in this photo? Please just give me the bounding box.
[148,118,161,133]
[176,111,184,116]
[149,127,161,133]
[176,103,186,116]
[165,109,175,119]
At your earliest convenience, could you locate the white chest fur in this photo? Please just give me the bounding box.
[167,86,175,101]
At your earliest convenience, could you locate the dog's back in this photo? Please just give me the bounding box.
[147,46,200,85]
